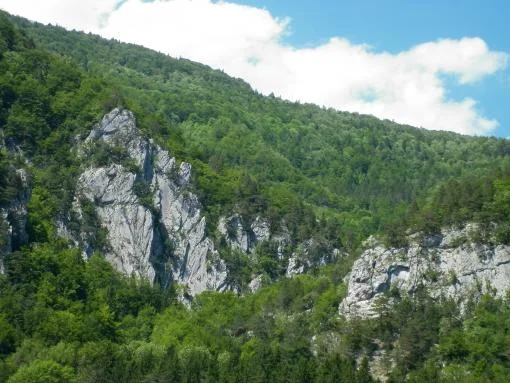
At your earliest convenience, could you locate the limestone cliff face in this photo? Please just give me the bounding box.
[70,109,340,296]
[75,108,227,295]
[0,137,30,273]
[286,239,341,277]
[217,215,271,253]
[340,225,510,318]
[217,215,341,288]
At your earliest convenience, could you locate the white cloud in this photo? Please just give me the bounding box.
[0,0,118,32]
[1,0,508,135]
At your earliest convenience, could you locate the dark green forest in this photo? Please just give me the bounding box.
[1,11,510,382]
[9,13,510,250]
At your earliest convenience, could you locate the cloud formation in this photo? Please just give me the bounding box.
[1,0,508,135]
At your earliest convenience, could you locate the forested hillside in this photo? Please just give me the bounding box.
[1,11,510,382]
[9,13,510,250]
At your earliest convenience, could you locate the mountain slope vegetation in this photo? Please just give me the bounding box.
[9,13,510,250]
[1,11,510,382]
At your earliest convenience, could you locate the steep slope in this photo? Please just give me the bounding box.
[64,108,338,294]
[340,225,510,318]
[9,12,510,252]
[1,9,510,289]
[3,11,510,382]
[71,108,227,294]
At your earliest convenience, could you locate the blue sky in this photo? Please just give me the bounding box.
[1,0,508,137]
[236,0,510,137]
[237,1,508,51]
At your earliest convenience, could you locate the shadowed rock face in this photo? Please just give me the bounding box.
[340,225,510,318]
[217,215,271,253]
[75,108,227,295]
[0,176,29,271]
[0,134,30,274]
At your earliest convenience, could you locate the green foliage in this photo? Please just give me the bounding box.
[222,249,252,292]
[0,149,21,206]
[6,11,509,253]
[2,232,510,382]
[75,198,108,251]
[7,360,75,383]
[26,187,55,243]
[0,315,17,356]
[408,167,510,242]
[252,241,286,279]
[132,177,154,209]
[85,140,130,168]
[2,10,510,382]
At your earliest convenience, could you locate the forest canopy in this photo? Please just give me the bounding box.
[1,11,510,382]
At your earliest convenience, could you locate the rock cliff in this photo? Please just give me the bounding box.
[218,215,271,253]
[0,137,30,273]
[340,225,510,318]
[65,109,341,296]
[217,214,341,290]
[74,108,227,295]
[286,238,341,277]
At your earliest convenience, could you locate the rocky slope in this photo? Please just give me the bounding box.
[0,139,30,273]
[218,215,272,254]
[70,108,228,295]
[68,109,341,296]
[61,109,345,296]
[340,225,510,318]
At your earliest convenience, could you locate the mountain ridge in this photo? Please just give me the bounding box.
[1,11,510,381]
[10,11,510,248]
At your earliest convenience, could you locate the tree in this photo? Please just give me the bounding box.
[7,360,75,383]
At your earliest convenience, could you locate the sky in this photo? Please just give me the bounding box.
[0,0,509,137]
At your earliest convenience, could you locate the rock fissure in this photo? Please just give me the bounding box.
[460,267,492,277]
[496,259,510,267]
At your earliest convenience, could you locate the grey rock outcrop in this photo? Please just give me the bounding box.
[69,109,341,295]
[78,165,157,280]
[0,154,30,273]
[286,255,305,277]
[287,239,341,277]
[340,225,510,318]
[74,108,227,295]
[218,215,271,253]
[248,274,264,293]
[216,214,341,282]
